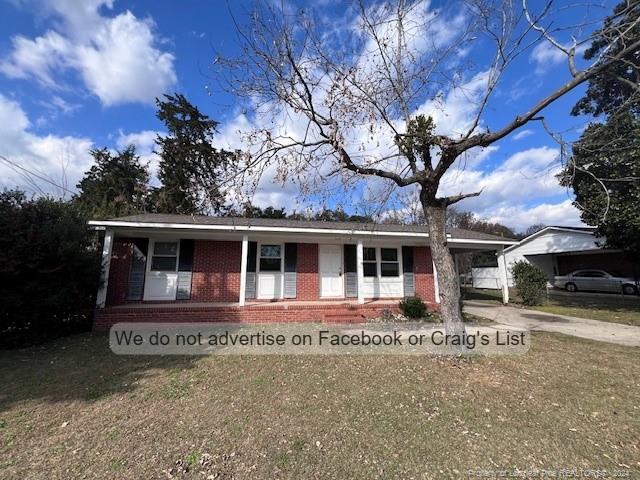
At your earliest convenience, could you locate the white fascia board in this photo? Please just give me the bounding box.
[447,238,518,246]
[503,226,594,253]
[87,220,428,238]
[86,220,518,245]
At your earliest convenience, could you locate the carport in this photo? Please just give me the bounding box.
[448,233,518,304]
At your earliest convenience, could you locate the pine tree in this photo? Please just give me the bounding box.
[154,93,234,214]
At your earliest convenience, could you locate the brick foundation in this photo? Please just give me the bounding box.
[92,302,419,331]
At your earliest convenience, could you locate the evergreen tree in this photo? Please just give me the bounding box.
[75,146,150,219]
[154,93,233,214]
[561,1,640,255]
[0,190,101,347]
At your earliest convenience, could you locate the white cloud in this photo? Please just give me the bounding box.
[529,41,587,75]
[440,146,562,209]
[483,200,583,231]
[530,42,566,67]
[433,146,584,230]
[512,129,534,140]
[0,31,70,87]
[116,129,158,153]
[0,1,176,106]
[0,94,93,196]
[415,70,492,138]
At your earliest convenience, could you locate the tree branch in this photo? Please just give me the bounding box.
[443,189,483,206]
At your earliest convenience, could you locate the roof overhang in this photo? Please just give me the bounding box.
[504,226,595,253]
[88,219,518,249]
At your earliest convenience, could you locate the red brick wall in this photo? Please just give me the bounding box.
[297,243,319,300]
[191,240,241,302]
[414,246,436,304]
[102,239,437,309]
[106,238,132,306]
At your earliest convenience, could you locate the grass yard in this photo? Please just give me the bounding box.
[1,332,639,479]
[463,287,640,326]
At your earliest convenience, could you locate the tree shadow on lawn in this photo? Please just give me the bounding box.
[0,332,201,412]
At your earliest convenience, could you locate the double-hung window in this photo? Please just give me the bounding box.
[259,244,282,272]
[362,247,401,278]
[363,247,377,277]
[380,248,400,277]
[150,241,178,272]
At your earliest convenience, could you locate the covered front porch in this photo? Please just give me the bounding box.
[94,225,439,309]
[89,214,518,329]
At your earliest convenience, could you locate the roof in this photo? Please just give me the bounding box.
[504,225,595,253]
[547,225,596,232]
[88,213,518,243]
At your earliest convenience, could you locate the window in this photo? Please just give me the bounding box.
[363,247,377,277]
[361,247,401,278]
[575,270,606,278]
[380,248,399,277]
[259,244,282,272]
[150,241,178,272]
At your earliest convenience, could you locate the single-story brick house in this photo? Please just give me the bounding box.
[89,214,517,329]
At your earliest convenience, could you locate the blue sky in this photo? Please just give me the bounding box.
[0,0,614,231]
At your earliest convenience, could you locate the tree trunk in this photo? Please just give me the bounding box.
[421,195,466,337]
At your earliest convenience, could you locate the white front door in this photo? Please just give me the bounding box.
[319,244,344,297]
[256,243,283,299]
[143,240,179,301]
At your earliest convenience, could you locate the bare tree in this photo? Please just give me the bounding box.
[218,0,640,334]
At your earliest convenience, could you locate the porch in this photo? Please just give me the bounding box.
[93,298,403,331]
[96,228,439,309]
[89,214,518,329]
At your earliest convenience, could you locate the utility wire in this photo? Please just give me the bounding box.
[0,154,75,195]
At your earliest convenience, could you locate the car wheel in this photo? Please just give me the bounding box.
[622,284,638,295]
[566,282,577,292]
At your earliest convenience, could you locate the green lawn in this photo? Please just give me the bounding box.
[1,332,639,479]
[463,288,640,326]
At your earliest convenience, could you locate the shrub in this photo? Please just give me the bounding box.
[399,296,428,319]
[0,190,101,348]
[511,260,548,306]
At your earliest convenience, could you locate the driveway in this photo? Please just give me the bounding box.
[464,300,640,347]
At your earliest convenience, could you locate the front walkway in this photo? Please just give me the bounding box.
[464,300,640,347]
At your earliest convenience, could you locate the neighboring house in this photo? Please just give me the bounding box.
[472,226,636,289]
[88,214,516,329]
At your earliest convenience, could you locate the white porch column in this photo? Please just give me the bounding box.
[356,240,365,304]
[239,234,249,306]
[96,229,114,308]
[432,260,440,303]
[497,245,510,304]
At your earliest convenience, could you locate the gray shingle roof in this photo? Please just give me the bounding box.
[103,213,517,242]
